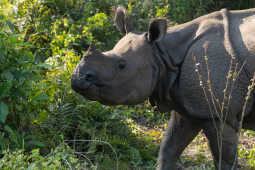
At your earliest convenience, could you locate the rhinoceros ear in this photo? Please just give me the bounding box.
[114,6,133,34]
[147,19,167,42]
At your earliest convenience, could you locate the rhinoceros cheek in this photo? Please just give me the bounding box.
[114,89,146,105]
[76,86,101,101]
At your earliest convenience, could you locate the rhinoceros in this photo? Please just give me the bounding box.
[71,6,255,170]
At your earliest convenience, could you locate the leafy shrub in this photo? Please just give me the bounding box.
[14,0,121,60]
[0,11,45,152]
[168,0,255,23]
[0,145,88,169]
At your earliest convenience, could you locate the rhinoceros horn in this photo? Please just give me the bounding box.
[88,42,96,52]
[82,42,99,59]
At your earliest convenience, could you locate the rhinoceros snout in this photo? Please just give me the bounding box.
[83,71,97,83]
[71,70,100,94]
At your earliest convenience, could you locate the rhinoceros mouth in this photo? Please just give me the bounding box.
[73,83,116,104]
[72,78,142,105]
[78,86,101,101]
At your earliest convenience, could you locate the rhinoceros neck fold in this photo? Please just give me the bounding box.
[148,17,215,112]
[148,19,202,113]
[148,41,180,113]
[153,42,178,72]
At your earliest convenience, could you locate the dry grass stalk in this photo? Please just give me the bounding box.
[192,47,249,169]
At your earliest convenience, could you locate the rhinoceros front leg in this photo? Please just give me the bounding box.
[203,121,238,170]
[157,112,202,170]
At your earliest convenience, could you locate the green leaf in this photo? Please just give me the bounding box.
[30,140,45,147]
[34,94,50,101]
[0,102,8,123]
[2,71,14,81]
[0,81,11,98]
[6,21,15,33]
[36,63,53,69]
[15,104,23,111]
[4,125,13,134]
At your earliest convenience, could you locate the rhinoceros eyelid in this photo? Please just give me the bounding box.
[143,33,150,43]
[128,39,133,44]
[117,60,127,70]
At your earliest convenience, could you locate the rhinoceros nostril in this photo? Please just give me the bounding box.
[85,72,96,82]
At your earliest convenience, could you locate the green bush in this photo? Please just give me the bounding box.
[168,0,255,23]
[0,145,88,169]
[0,11,45,152]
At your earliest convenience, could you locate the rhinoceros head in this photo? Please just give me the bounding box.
[71,6,168,105]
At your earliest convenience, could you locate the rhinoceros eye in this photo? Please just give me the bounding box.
[118,60,126,70]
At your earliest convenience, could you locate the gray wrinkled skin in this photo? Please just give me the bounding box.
[71,7,255,170]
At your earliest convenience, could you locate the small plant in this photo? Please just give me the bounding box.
[0,144,88,169]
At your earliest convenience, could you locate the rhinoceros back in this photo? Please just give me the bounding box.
[175,8,255,128]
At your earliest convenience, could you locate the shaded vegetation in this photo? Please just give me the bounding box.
[0,0,255,169]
